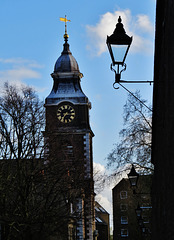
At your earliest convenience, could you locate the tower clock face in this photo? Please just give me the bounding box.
[57,104,75,123]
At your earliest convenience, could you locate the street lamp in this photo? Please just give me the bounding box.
[127,164,139,188]
[106,16,132,83]
[106,16,153,90]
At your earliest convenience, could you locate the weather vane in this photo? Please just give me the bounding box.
[59,15,71,38]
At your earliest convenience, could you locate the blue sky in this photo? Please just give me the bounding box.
[0,0,156,213]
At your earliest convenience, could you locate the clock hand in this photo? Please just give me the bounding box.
[64,112,72,117]
[62,112,69,121]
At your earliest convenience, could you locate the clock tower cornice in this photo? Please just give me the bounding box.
[44,128,94,137]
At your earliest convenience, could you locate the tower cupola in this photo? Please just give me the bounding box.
[45,21,89,106]
[54,35,80,73]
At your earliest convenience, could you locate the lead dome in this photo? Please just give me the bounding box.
[54,35,80,73]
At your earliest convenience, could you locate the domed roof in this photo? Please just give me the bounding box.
[54,36,80,73]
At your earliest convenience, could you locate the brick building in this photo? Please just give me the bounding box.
[44,27,95,239]
[112,175,152,240]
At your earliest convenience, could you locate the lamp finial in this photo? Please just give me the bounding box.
[118,16,122,23]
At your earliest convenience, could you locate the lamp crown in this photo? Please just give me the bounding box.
[114,16,126,35]
[128,164,139,177]
[118,16,122,23]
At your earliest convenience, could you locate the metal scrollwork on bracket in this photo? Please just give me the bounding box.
[111,63,127,89]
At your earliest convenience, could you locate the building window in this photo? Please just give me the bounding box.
[63,144,73,156]
[120,191,127,199]
[62,142,74,162]
[120,204,128,211]
[141,203,152,209]
[121,216,128,224]
[121,229,128,237]
[142,215,149,224]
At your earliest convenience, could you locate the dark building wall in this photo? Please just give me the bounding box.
[113,176,152,240]
[152,0,174,239]
[95,201,110,240]
[96,224,108,240]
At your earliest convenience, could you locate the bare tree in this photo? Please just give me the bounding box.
[107,91,153,175]
[0,82,44,160]
[0,156,84,239]
[93,164,108,194]
[0,83,84,240]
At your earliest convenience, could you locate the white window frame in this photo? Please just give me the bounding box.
[120,191,127,199]
[121,216,128,224]
[121,229,128,237]
[120,204,128,211]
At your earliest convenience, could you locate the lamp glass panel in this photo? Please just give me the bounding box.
[129,176,137,186]
[111,44,128,63]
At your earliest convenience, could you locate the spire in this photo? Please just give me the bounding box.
[60,15,71,54]
[53,16,80,74]
[60,15,71,39]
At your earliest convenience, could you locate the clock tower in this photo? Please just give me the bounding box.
[44,30,95,240]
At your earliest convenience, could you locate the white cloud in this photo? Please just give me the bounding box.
[0,67,41,82]
[0,58,43,68]
[0,58,43,89]
[135,14,154,34]
[86,9,154,56]
[96,192,112,214]
[95,178,114,229]
[94,162,113,223]
[94,162,106,174]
